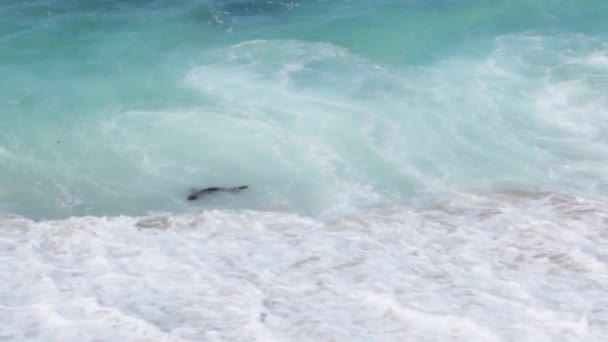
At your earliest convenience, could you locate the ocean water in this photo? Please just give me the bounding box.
[1,0,608,340]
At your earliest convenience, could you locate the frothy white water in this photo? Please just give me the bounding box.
[2,191,607,341]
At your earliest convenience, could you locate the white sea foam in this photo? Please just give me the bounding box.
[1,191,607,341]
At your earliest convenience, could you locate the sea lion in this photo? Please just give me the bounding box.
[187,185,248,201]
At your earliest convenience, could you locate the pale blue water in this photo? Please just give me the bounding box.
[1,0,607,218]
[2,2,608,340]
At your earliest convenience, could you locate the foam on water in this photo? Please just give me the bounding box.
[1,191,607,341]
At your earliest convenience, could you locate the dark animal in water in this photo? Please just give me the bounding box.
[187,185,248,201]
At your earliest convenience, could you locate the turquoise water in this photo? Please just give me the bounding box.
[1,0,607,218]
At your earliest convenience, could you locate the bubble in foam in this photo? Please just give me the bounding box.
[2,191,607,340]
